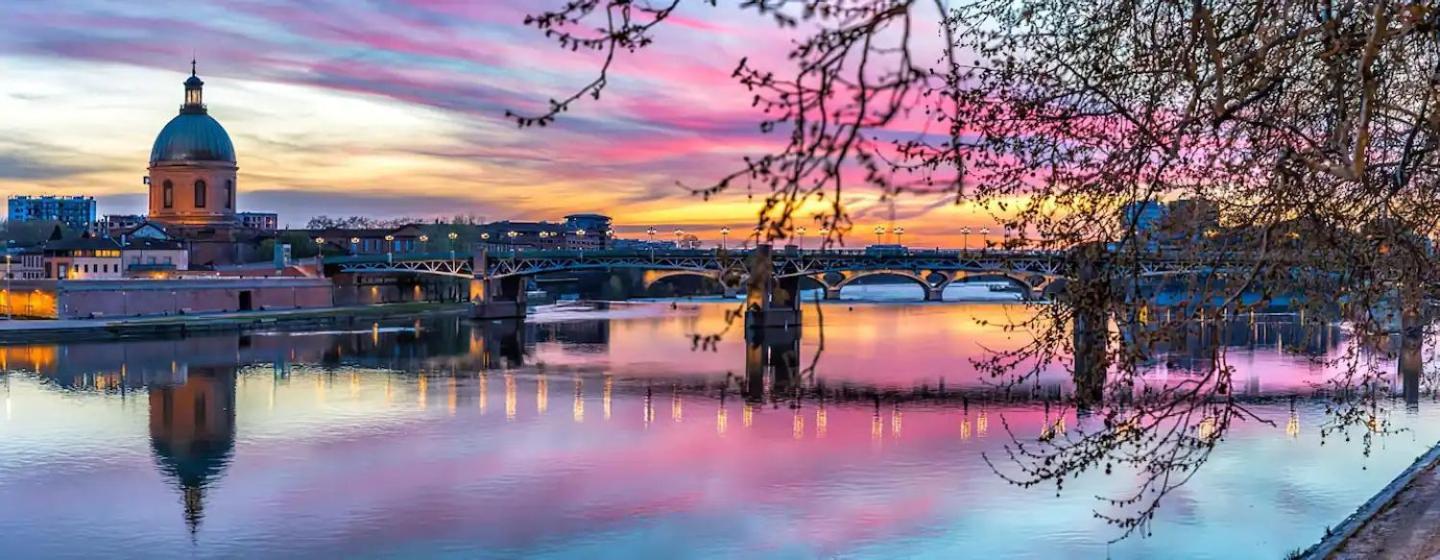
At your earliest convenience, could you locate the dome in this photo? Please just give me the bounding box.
[149,112,236,164]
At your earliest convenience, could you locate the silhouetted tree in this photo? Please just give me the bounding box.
[512,0,1440,539]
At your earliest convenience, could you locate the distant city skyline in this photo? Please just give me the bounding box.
[0,1,988,244]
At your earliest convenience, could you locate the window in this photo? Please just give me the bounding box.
[194,180,207,208]
[163,181,174,208]
[226,180,234,209]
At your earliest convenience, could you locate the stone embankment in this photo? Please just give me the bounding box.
[0,302,470,343]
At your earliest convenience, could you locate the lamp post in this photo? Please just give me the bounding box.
[313,237,325,277]
[720,226,730,250]
[818,227,830,252]
[575,229,587,254]
[979,227,990,252]
[674,229,685,249]
[419,234,429,253]
[647,226,657,245]
[960,227,971,253]
[350,237,360,255]
[384,234,395,263]
[448,231,459,261]
[5,254,11,319]
[796,226,807,250]
[892,226,904,246]
[874,225,886,244]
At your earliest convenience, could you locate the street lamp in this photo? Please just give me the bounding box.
[419,234,429,253]
[874,225,886,244]
[575,229,587,253]
[350,237,360,255]
[960,227,971,252]
[4,254,11,319]
[979,227,990,251]
[818,227,830,251]
[384,234,395,262]
[796,226,807,249]
[647,226,657,245]
[313,237,325,276]
[720,226,730,250]
[893,226,905,246]
[448,231,460,260]
[674,229,685,249]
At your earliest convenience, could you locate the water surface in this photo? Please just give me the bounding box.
[0,296,1433,558]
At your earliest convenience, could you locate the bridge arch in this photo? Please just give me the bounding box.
[641,269,734,297]
[832,270,939,301]
[938,272,1058,301]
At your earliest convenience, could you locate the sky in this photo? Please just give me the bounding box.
[0,0,988,244]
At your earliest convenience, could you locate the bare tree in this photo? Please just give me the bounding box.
[511,0,1440,539]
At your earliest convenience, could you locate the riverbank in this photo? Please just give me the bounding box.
[1306,441,1440,559]
[0,301,471,343]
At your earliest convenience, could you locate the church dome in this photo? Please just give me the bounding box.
[149,62,236,165]
[150,113,236,164]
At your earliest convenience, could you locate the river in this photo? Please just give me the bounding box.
[0,289,1434,558]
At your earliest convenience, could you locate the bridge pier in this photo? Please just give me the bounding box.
[744,327,801,403]
[744,245,802,331]
[823,287,842,301]
[924,287,943,302]
[471,250,528,320]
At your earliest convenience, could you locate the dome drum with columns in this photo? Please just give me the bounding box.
[148,62,238,227]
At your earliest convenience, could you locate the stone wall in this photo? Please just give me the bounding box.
[52,278,333,319]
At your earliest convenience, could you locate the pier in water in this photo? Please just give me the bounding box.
[0,294,1435,558]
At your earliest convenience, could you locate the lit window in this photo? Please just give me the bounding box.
[163,181,174,208]
[195,180,207,208]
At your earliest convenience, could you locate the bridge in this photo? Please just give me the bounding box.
[323,244,1224,331]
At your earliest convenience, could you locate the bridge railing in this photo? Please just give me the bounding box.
[323,251,470,265]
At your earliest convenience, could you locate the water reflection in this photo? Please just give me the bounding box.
[0,302,1432,558]
[149,366,235,536]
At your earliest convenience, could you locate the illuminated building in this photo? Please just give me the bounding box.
[144,63,269,266]
[7,195,96,230]
[40,237,123,279]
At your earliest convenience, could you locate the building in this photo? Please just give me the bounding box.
[304,225,424,255]
[237,212,278,232]
[1120,200,1166,237]
[145,63,269,267]
[41,237,124,279]
[8,196,97,230]
[478,217,616,251]
[2,249,44,279]
[121,238,189,276]
[1118,198,1220,247]
[563,214,613,250]
[100,214,146,235]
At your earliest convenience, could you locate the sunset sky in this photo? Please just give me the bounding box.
[0,1,986,244]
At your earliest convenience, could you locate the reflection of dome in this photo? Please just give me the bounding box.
[147,367,237,535]
[150,113,236,164]
[150,436,234,533]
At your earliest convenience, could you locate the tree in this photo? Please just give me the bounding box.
[512,0,1440,539]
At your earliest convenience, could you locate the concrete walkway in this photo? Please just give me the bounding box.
[1312,444,1440,559]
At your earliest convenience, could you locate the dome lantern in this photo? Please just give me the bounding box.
[182,59,205,114]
